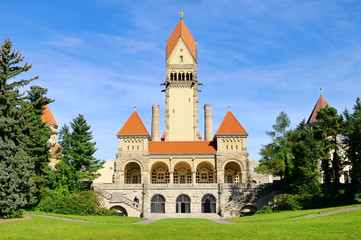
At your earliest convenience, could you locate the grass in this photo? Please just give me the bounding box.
[0,204,360,240]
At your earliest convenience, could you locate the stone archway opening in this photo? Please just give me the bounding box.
[196,162,215,184]
[240,205,257,216]
[150,194,166,213]
[224,162,242,183]
[124,162,141,184]
[173,162,192,184]
[201,194,216,213]
[176,194,191,213]
[151,162,170,184]
[110,206,128,216]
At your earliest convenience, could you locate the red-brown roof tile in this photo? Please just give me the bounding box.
[307,95,330,124]
[149,141,216,154]
[117,111,150,136]
[215,110,248,135]
[41,105,58,127]
[166,19,196,60]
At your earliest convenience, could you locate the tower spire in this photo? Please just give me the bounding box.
[179,12,183,20]
[320,87,323,95]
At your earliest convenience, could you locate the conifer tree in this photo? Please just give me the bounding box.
[314,106,344,196]
[53,114,102,194]
[287,120,321,195]
[0,39,38,218]
[344,97,361,195]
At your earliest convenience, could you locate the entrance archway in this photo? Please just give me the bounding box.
[150,195,165,213]
[176,194,191,213]
[201,194,216,213]
[110,206,128,216]
[124,162,141,184]
[224,162,242,183]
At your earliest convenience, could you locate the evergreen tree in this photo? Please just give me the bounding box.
[256,111,292,180]
[53,114,102,194]
[0,39,38,218]
[287,120,321,195]
[344,97,361,195]
[314,106,344,196]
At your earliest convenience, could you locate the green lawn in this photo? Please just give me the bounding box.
[0,205,360,240]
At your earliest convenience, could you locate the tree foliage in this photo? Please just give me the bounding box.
[0,39,38,218]
[48,114,103,194]
[256,111,291,179]
[344,97,361,195]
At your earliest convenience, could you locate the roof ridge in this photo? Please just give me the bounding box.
[41,105,58,127]
[307,94,330,124]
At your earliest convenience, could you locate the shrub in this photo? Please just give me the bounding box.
[255,205,273,215]
[37,190,102,215]
[96,207,118,216]
[1,210,23,219]
[273,193,302,211]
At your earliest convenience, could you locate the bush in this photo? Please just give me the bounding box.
[255,205,273,215]
[37,190,102,215]
[96,207,118,216]
[1,210,23,219]
[273,193,303,211]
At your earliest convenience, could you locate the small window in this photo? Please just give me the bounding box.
[137,145,139,150]
[231,145,233,150]
[226,145,228,150]
[236,145,238,150]
[127,145,129,150]
[132,145,134,150]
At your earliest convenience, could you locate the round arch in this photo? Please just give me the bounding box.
[196,161,215,184]
[201,194,216,213]
[240,205,257,216]
[110,205,128,216]
[224,161,242,184]
[173,161,192,184]
[151,161,170,184]
[121,159,144,171]
[176,194,191,213]
[150,194,166,213]
[124,162,142,184]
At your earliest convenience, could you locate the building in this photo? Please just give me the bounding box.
[93,17,275,218]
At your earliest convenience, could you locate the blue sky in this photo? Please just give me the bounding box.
[2,0,361,162]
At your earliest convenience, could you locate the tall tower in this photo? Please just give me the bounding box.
[163,15,201,141]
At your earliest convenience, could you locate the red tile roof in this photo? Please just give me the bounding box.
[149,141,216,154]
[117,111,150,136]
[41,105,58,127]
[307,95,330,124]
[166,19,196,60]
[215,110,248,135]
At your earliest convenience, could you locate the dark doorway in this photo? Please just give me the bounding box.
[201,194,216,213]
[176,195,191,213]
[150,195,165,213]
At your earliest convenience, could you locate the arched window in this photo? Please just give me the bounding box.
[182,72,185,80]
[174,72,177,80]
[190,73,193,80]
[224,162,242,184]
[186,73,189,80]
[124,162,141,184]
[196,162,215,184]
[178,73,181,80]
[176,195,191,213]
[150,195,165,213]
[173,162,192,184]
[170,73,174,80]
[201,194,216,213]
[151,162,170,184]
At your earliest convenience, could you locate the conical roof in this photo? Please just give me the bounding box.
[215,110,248,135]
[166,19,196,60]
[307,94,330,124]
[117,111,150,136]
[41,105,58,127]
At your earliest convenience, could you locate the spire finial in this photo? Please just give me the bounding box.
[228,105,230,110]
[179,12,183,20]
[134,105,137,111]
[320,87,323,96]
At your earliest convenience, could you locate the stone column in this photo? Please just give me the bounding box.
[169,171,174,184]
[204,104,213,141]
[151,104,160,141]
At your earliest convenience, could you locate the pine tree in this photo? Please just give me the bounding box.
[53,114,102,194]
[287,120,321,195]
[314,106,344,196]
[0,39,38,218]
[344,97,361,195]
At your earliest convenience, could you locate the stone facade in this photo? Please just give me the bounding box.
[93,18,276,218]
